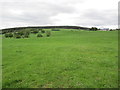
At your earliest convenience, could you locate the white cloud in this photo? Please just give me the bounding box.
[0,0,119,29]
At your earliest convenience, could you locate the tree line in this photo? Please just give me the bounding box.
[1,26,90,34]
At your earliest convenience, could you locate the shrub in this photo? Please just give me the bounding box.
[9,33,13,38]
[14,32,19,38]
[31,29,39,34]
[23,34,29,38]
[24,29,30,35]
[109,29,113,31]
[17,31,24,36]
[13,30,30,38]
[116,29,120,31]
[14,32,19,35]
[5,33,13,38]
[46,31,51,37]
[41,30,45,33]
[5,33,9,38]
[37,33,43,37]
[15,35,21,39]
[39,29,42,31]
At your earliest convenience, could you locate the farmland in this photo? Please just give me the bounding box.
[2,29,118,88]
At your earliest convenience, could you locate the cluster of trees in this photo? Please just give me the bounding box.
[89,27,98,31]
[89,27,120,31]
[112,29,120,31]
[4,30,30,38]
[4,29,51,39]
[37,30,51,37]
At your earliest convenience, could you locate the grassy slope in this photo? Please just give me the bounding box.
[0,35,2,89]
[2,30,118,88]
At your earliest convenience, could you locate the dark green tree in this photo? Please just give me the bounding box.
[89,27,98,31]
[37,33,43,37]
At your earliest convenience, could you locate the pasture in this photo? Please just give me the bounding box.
[2,29,118,88]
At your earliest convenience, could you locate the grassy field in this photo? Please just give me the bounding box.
[2,29,118,88]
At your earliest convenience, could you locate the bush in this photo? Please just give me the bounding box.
[5,33,9,38]
[31,29,39,34]
[15,35,21,39]
[17,31,24,36]
[24,30,30,35]
[14,32,19,35]
[9,33,13,38]
[41,30,45,33]
[109,29,113,31]
[116,29,120,31]
[37,33,43,37]
[14,32,18,37]
[5,33,13,38]
[23,34,29,38]
[46,31,51,37]
[13,30,30,38]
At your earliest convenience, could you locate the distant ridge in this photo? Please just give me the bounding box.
[1,26,90,31]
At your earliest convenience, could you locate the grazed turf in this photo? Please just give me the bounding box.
[2,30,118,88]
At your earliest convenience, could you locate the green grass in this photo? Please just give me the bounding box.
[0,34,2,89]
[2,30,118,88]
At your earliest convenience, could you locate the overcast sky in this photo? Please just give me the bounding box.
[0,0,119,29]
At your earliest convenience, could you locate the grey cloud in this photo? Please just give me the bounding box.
[1,1,76,25]
[76,9,117,26]
[0,0,118,29]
